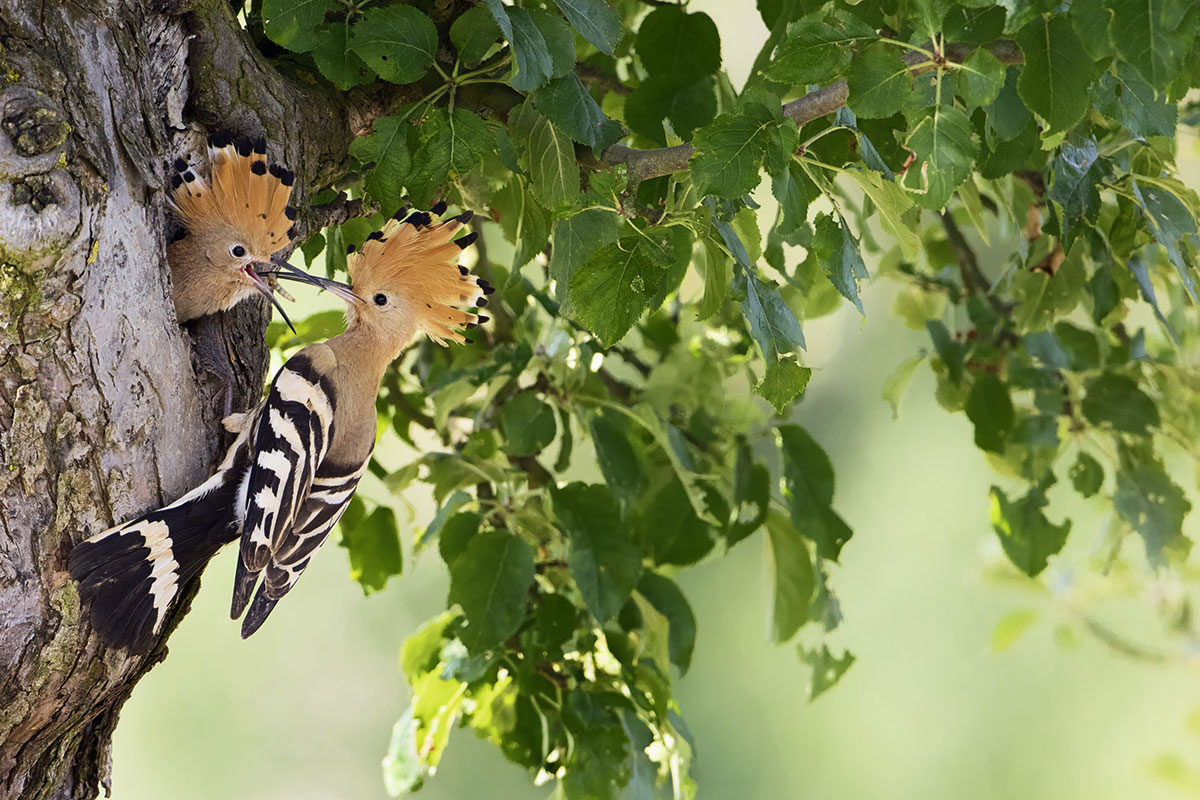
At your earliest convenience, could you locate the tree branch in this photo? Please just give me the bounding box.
[602,40,1024,186]
[307,194,379,233]
[939,211,1010,317]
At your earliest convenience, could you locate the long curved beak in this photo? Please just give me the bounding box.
[244,263,298,335]
[261,255,363,306]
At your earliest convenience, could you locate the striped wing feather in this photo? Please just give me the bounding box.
[231,352,351,633]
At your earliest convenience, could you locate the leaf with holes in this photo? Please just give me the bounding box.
[570,236,670,346]
[350,5,438,84]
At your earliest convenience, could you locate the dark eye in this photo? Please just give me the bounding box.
[230,244,246,258]
[373,293,388,306]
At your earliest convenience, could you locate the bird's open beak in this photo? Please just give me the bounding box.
[244,262,298,335]
[259,255,364,306]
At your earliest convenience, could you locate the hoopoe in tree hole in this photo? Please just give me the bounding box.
[167,132,312,329]
[69,204,492,652]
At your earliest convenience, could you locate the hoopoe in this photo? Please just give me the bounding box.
[68,204,492,652]
[166,132,304,328]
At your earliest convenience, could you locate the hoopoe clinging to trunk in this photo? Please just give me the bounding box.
[167,132,307,328]
[69,204,492,652]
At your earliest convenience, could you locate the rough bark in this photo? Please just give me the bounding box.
[0,1,319,797]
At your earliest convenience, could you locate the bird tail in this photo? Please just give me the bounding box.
[69,425,254,653]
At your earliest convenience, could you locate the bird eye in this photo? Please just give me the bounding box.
[373,293,388,307]
[230,244,247,258]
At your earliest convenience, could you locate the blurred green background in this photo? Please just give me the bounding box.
[111,5,1200,799]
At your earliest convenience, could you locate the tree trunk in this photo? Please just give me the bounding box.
[0,2,275,797]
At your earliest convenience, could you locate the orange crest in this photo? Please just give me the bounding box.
[167,133,296,256]
[347,203,490,345]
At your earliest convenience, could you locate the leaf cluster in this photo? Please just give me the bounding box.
[248,0,1200,795]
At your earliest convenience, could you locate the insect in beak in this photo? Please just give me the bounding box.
[245,262,298,335]
[259,255,363,307]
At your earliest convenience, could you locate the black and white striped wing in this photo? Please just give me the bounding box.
[239,460,368,637]
[231,353,335,620]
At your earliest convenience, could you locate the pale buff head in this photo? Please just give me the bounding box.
[320,204,491,362]
[166,133,298,322]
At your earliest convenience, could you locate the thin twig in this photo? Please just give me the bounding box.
[939,211,1009,317]
[309,194,378,231]
[602,40,1024,186]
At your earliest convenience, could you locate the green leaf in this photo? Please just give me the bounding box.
[262,0,333,53]
[405,108,493,208]
[841,167,920,260]
[400,613,453,681]
[1070,452,1104,498]
[690,104,781,198]
[1130,179,1200,302]
[882,354,925,419]
[1015,15,1095,134]
[738,270,806,360]
[554,0,622,55]
[638,479,714,567]
[1081,373,1160,434]
[943,5,1006,44]
[635,6,721,81]
[438,511,481,567]
[1093,62,1179,139]
[697,238,731,320]
[554,482,643,623]
[765,510,814,643]
[1071,0,1116,60]
[450,5,502,64]
[771,161,817,236]
[801,644,855,701]
[1106,0,1191,88]
[847,44,913,119]
[965,372,1014,453]
[570,236,668,346]
[778,426,853,561]
[493,180,550,270]
[533,74,623,150]
[1114,463,1193,565]
[989,481,1071,577]
[550,208,619,307]
[338,502,403,593]
[728,453,770,548]
[991,608,1039,652]
[1011,245,1089,332]
[562,718,631,800]
[1047,137,1104,249]
[529,8,576,79]
[350,5,438,84]
[382,707,426,795]
[637,573,697,674]
[449,529,536,651]
[590,411,646,506]
[486,1,553,91]
[957,46,1005,107]
[625,74,718,144]
[766,21,852,86]
[397,670,466,787]
[500,393,557,457]
[808,213,869,314]
[984,67,1033,143]
[509,103,580,208]
[900,104,977,210]
[349,115,412,214]
[756,356,812,415]
[312,25,372,89]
